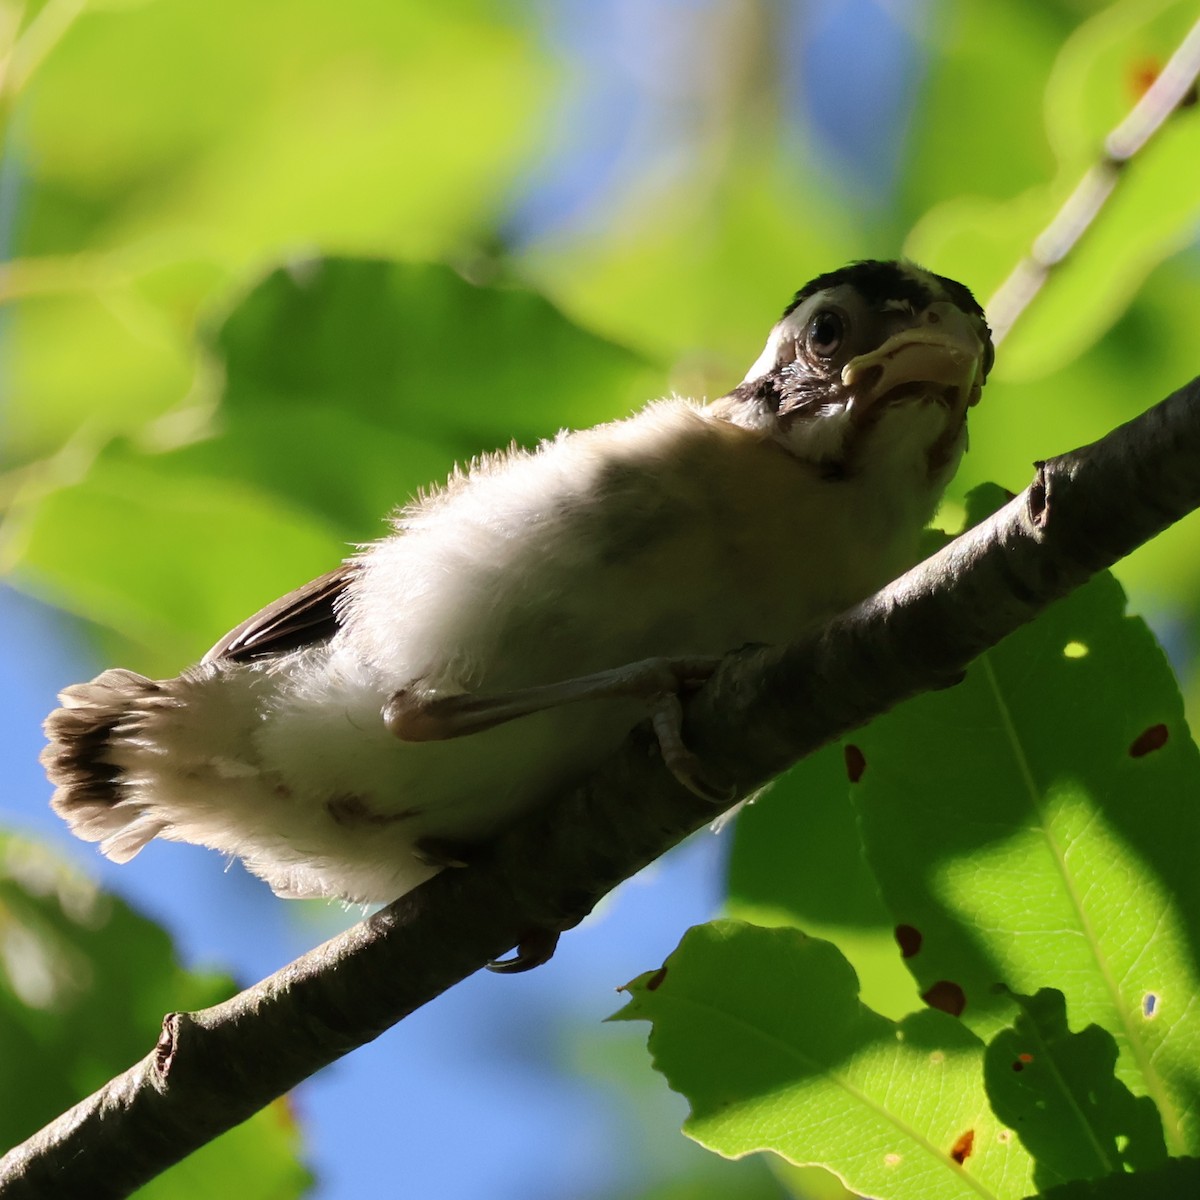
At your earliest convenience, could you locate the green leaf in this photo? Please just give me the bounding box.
[209,258,657,453]
[614,920,1036,1199]
[9,0,553,465]
[907,0,1200,380]
[2,287,196,468]
[5,448,344,670]
[899,0,1062,220]
[985,989,1166,1190]
[726,747,922,1021]
[0,833,310,1196]
[852,497,1200,1156]
[1025,1157,1200,1200]
[521,146,860,374]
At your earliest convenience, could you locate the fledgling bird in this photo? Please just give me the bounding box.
[43,260,992,921]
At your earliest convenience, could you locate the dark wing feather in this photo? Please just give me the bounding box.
[203,563,358,664]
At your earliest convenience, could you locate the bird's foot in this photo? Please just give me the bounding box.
[412,835,490,870]
[385,655,735,802]
[486,927,562,974]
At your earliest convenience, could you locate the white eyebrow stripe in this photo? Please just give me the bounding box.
[882,298,915,313]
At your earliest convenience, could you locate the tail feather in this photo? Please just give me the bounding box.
[42,668,169,861]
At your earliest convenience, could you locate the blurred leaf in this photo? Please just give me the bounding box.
[7,0,553,466]
[573,1022,794,1200]
[619,1162,794,1200]
[614,920,1036,1199]
[2,285,196,467]
[23,0,548,259]
[0,832,310,1196]
[900,0,1062,219]
[853,488,1200,1156]
[5,449,343,671]
[521,148,860,381]
[909,0,1200,379]
[985,989,1166,1190]
[209,258,657,452]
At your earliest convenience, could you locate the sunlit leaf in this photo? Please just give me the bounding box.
[614,921,1036,1199]
[853,489,1200,1157]
[726,747,921,1021]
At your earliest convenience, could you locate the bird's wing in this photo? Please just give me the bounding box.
[203,563,359,664]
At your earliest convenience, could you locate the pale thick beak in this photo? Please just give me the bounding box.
[841,302,986,422]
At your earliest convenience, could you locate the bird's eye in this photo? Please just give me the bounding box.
[807,309,844,357]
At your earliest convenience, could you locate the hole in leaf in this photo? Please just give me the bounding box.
[1062,640,1088,658]
[895,924,922,958]
[922,980,966,1017]
[1129,724,1169,757]
[950,1130,975,1164]
[1143,992,1159,1018]
[844,744,866,783]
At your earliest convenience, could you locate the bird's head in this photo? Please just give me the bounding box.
[712,260,993,484]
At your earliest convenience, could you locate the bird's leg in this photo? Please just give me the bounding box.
[384,656,734,802]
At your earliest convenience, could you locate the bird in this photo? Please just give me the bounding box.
[43,259,993,934]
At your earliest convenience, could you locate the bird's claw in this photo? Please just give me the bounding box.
[487,927,561,974]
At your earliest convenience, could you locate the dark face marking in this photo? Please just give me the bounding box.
[722,374,787,414]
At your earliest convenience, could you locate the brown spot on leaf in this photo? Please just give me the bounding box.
[1013,1052,1034,1072]
[1129,724,1168,757]
[895,924,922,959]
[646,967,668,992]
[845,744,866,783]
[950,1130,975,1164]
[922,980,966,1017]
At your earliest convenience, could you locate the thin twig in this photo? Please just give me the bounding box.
[2,375,1198,1199]
[985,15,1200,345]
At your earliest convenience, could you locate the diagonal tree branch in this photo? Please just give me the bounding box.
[2,374,1199,1198]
